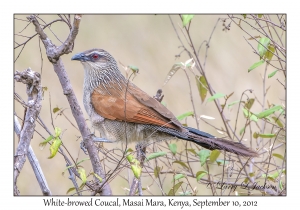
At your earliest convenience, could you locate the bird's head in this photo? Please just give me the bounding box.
[71,49,118,72]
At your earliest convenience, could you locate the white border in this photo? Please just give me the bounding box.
[5,0,296,209]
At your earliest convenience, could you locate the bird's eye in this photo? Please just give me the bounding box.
[92,53,99,60]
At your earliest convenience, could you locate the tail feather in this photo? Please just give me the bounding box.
[187,132,258,157]
[185,126,215,138]
[155,125,258,157]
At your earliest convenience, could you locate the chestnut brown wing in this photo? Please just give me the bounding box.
[91,84,183,131]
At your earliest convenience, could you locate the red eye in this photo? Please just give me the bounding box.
[92,54,99,59]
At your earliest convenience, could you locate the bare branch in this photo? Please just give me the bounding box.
[14,68,43,195]
[14,115,52,195]
[26,14,112,195]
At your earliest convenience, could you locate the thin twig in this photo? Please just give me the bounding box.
[203,18,220,72]
[183,69,199,129]
[14,115,52,195]
[26,14,112,195]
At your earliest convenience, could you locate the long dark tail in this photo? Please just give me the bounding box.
[185,127,258,157]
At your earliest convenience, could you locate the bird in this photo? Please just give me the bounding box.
[71,48,258,158]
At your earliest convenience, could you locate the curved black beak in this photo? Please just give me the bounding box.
[71,53,87,61]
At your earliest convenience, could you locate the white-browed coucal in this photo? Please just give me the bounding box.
[71,48,258,157]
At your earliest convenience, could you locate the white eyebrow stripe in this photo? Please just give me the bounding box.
[85,51,101,56]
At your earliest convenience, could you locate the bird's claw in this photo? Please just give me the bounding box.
[80,141,88,155]
[92,136,116,143]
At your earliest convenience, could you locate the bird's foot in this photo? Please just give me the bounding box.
[92,136,116,143]
[135,144,147,163]
[80,141,88,155]
[80,135,116,154]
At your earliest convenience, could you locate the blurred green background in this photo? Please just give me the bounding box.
[14,15,285,195]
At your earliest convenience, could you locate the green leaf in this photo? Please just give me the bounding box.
[78,168,87,184]
[243,108,258,122]
[62,165,76,176]
[39,135,54,150]
[279,180,283,190]
[132,159,140,165]
[248,60,265,72]
[78,183,85,191]
[48,137,62,159]
[173,161,189,169]
[76,158,90,166]
[242,14,247,19]
[256,105,282,119]
[273,153,284,160]
[226,92,234,99]
[262,169,285,182]
[253,132,259,139]
[169,143,177,155]
[187,148,197,156]
[126,154,135,163]
[198,150,211,166]
[239,127,245,135]
[257,14,263,18]
[258,37,270,57]
[128,65,139,73]
[173,174,186,182]
[53,107,60,114]
[178,191,192,196]
[268,70,278,78]
[131,165,142,179]
[66,187,76,194]
[91,172,102,183]
[182,15,194,27]
[146,151,167,161]
[184,58,194,67]
[176,111,194,121]
[227,100,240,108]
[265,44,275,60]
[209,150,221,163]
[279,108,285,115]
[245,98,255,110]
[272,117,284,128]
[168,181,183,196]
[196,171,208,181]
[163,63,182,86]
[216,159,229,166]
[54,127,62,137]
[154,166,161,178]
[126,148,134,153]
[257,133,276,138]
[207,93,225,102]
[196,75,208,103]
